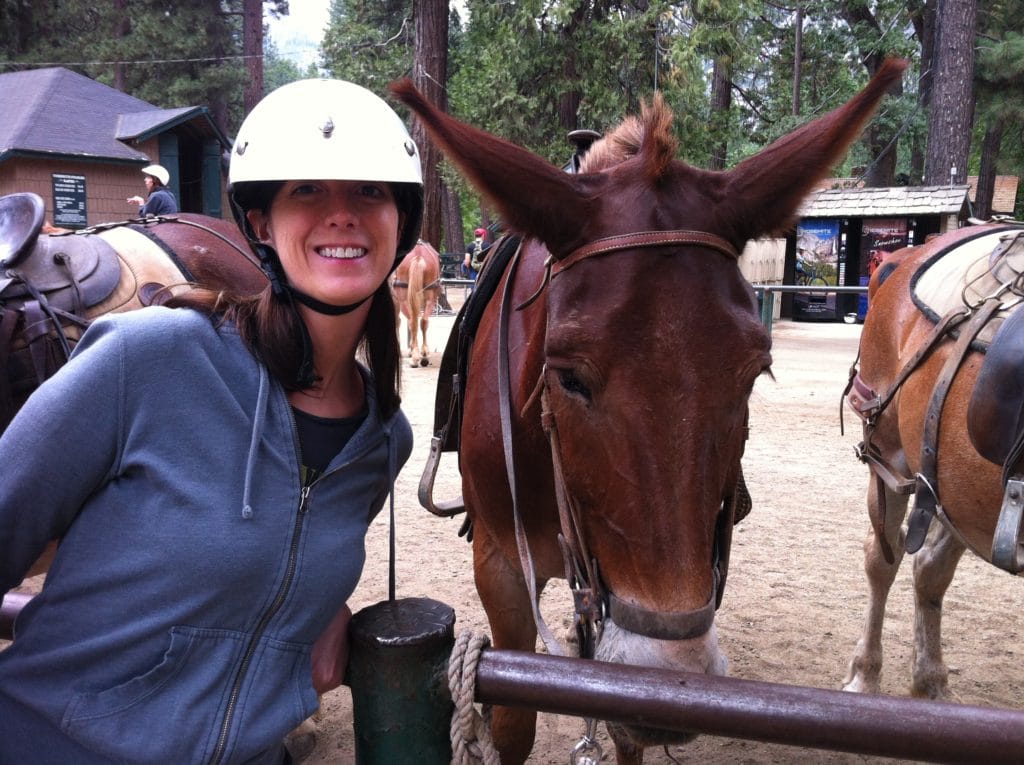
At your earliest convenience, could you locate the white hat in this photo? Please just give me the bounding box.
[229,79,421,187]
[141,164,170,186]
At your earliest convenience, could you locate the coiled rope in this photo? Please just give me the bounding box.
[448,631,500,765]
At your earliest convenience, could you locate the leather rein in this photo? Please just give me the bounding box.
[497,229,742,659]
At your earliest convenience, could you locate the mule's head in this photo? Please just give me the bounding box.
[393,61,904,747]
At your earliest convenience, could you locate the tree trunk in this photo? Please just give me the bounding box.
[838,3,899,187]
[973,118,1005,219]
[792,3,802,117]
[557,2,588,132]
[243,0,264,114]
[412,0,449,249]
[924,0,977,186]
[113,0,129,91]
[709,55,732,171]
[908,0,937,183]
[442,182,463,255]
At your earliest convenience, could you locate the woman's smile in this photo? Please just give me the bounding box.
[248,178,400,306]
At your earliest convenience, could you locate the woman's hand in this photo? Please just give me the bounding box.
[311,603,353,695]
[126,196,144,206]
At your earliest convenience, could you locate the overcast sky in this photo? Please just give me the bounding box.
[266,1,469,70]
[266,1,331,69]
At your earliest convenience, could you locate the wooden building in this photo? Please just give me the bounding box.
[0,67,231,228]
[787,184,976,321]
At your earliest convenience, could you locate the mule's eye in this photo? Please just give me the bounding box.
[557,369,591,401]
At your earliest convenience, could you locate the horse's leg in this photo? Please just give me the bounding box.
[418,314,429,365]
[909,521,965,700]
[842,479,908,693]
[418,291,436,366]
[472,523,541,765]
[407,306,422,367]
[407,264,425,367]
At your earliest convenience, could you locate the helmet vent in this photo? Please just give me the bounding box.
[320,118,335,138]
[404,140,415,156]
[235,141,248,156]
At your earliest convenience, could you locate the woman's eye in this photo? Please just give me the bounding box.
[358,183,388,199]
[290,183,319,195]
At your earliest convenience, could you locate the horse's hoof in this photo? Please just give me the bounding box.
[420,357,429,367]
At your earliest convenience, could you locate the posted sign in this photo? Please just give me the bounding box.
[52,173,87,228]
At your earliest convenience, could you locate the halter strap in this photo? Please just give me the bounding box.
[554,229,740,276]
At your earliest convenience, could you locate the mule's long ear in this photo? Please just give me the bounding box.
[390,79,594,253]
[725,58,907,242]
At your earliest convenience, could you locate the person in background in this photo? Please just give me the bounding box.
[462,226,488,280]
[0,78,420,764]
[127,164,178,216]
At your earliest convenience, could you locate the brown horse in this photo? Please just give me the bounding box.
[842,223,1024,700]
[394,59,906,764]
[391,239,441,367]
[0,199,266,574]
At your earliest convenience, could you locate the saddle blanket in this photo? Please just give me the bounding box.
[911,227,1024,348]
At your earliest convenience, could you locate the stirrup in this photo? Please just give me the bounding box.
[418,435,465,517]
[992,477,1024,573]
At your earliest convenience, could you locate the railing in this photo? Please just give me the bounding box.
[752,283,868,334]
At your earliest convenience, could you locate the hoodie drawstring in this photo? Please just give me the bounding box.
[242,364,270,519]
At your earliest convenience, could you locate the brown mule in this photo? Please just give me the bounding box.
[394,59,906,763]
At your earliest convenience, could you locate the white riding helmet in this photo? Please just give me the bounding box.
[229,79,423,258]
[141,164,170,186]
[230,78,422,187]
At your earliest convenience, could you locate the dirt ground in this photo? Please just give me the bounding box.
[6,299,1022,763]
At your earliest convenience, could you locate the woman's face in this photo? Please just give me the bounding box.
[248,179,400,307]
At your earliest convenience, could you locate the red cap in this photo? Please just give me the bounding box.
[474,228,487,237]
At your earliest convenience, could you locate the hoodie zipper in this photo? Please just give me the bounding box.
[208,392,385,764]
[209,480,312,765]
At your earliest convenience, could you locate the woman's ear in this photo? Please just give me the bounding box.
[246,209,271,241]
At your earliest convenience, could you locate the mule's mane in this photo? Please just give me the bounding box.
[579,93,678,182]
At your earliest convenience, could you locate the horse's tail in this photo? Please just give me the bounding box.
[407,251,426,320]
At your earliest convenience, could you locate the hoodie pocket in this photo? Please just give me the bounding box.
[62,626,244,765]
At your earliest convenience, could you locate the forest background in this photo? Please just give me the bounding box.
[1,0,1020,255]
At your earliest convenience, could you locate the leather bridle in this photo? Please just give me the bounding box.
[497,229,744,659]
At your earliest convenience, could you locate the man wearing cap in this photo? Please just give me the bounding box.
[127,164,178,216]
[463,226,489,283]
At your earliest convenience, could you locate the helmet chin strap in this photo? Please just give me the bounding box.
[287,285,369,315]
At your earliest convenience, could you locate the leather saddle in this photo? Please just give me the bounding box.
[0,193,121,428]
[0,192,45,268]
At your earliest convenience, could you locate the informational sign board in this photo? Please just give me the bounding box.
[52,173,87,228]
[793,219,840,321]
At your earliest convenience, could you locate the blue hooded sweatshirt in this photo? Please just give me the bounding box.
[0,306,412,764]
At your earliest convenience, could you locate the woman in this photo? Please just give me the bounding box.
[0,79,421,764]
[127,163,178,216]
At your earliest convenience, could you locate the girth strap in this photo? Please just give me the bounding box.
[907,297,1003,553]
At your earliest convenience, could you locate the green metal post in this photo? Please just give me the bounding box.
[760,288,775,337]
[347,598,455,763]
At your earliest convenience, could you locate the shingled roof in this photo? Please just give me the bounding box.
[0,67,224,164]
[799,184,971,219]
